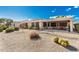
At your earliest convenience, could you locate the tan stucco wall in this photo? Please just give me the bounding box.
[20,17,73,32]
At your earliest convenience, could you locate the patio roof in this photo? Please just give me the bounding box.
[20,17,73,24]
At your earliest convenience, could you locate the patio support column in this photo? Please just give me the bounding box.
[49,22,51,27]
[56,22,58,28]
[46,22,48,27]
[39,22,43,30]
[57,22,60,29]
[70,20,73,32]
[34,22,36,27]
[67,21,69,31]
[28,22,32,28]
[46,22,48,29]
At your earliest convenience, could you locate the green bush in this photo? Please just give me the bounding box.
[54,37,69,47]
[60,40,69,47]
[54,37,59,43]
[14,27,19,31]
[0,25,8,30]
[5,27,15,33]
[2,25,8,30]
[0,27,3,32]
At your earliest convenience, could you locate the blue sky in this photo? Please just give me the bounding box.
[0,6,79,21]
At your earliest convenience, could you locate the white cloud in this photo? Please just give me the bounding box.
[28,18,32,21]
[74,17,79,19]
[49,16,57,19]
[74,6,79,8]
[73,17,79,23]
[51,9,56,13]
[49,15,76,19]
[51,10,55,13]
[66,15,75,18]
[66,8,72,11]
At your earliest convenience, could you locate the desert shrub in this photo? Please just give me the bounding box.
[2,25,8,30]
[14,27,19,31]
[0,27,3,32]
[54,37,59,43]
[5,27,15,33]
[30,32,40,40]
[54,37,69,47]
[0,25,8,30]
[60,40,69,47]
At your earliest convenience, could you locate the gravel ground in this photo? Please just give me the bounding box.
[0,29,79,52]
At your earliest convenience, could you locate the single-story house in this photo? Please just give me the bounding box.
[20,16,73,32]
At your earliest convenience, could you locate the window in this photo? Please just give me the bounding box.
[51,22,56,27]
[43,22,47,27]
[60,21,67,27]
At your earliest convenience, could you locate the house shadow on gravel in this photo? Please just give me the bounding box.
[64,45,78,51]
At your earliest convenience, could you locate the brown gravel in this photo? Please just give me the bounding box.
[0,29,79,52]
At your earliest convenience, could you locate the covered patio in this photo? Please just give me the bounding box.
[20,17,73,32]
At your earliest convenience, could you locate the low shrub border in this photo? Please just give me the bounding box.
[5,27,19,33]
[5,27,15,33]
[14,27,19,31]
[0,28,3,32]
[0,25,8,32]
[54,37,69,47]
[0,25,8,30]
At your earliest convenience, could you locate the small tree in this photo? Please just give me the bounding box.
[0,18,13,26]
